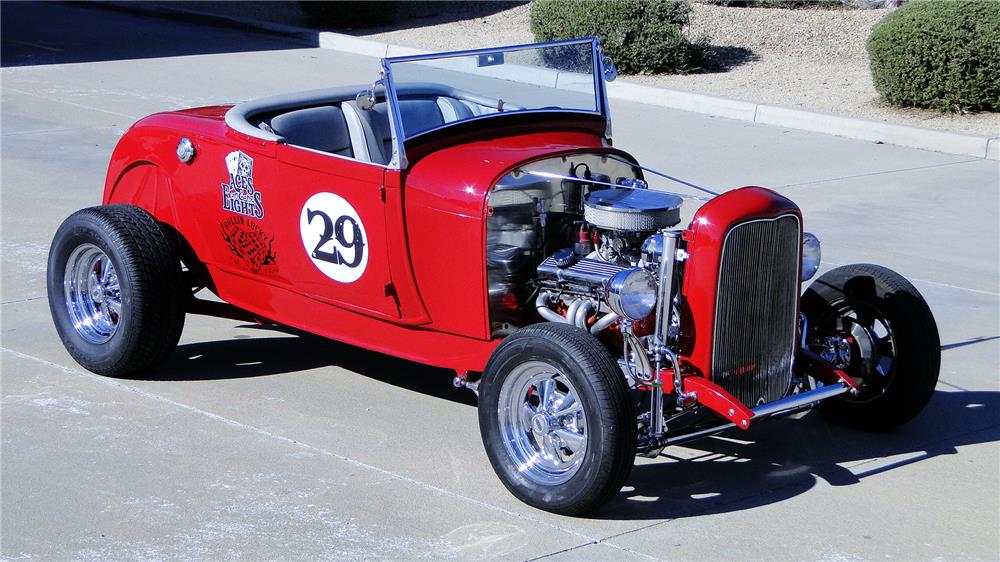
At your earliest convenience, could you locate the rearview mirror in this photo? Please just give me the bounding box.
[603,56,618,82]
[477,52,504,67]
[356,89,375,111]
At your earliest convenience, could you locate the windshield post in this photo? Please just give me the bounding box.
[380,62,409,170]
[595,40,613,141]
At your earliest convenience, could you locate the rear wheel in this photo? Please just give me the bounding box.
[802,264,939,430]
[47,205,186,377]
[478,323,635,515]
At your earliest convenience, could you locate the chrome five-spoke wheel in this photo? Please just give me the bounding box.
[498,361,588,485]
[64,243,121,344]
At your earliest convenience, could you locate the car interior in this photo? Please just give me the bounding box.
[228,84,505,167]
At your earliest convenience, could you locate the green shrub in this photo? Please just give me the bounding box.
[867,0,1000,112]
[530,0,705,74]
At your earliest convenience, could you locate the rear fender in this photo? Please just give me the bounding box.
[103,120,186,221]
[104,160,178,223]
[103,129,213,288]
[102,110,237,255]
[104,161,214,289]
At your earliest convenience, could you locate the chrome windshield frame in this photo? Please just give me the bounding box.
[380,37,612,171]
[594,40,613,140]
[378,62,409,170]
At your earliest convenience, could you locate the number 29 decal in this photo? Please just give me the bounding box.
[300,192,368,283]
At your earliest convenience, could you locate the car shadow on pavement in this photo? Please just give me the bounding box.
[599,388,1000,520]
[143,324,995,519]
[940,335,1000,350]
[150,325,478,407]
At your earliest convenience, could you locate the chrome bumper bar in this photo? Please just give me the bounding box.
[751,381,852,419]
[646,382,852,450]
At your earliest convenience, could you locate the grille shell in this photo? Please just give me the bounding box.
[711,215,801,406]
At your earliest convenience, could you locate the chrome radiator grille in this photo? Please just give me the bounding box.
[712,215,800,406]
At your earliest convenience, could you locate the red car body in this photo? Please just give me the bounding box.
[102,107,805,386]
[102,108,620,372]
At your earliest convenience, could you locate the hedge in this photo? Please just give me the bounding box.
[867,0,1000,112]
[530,0,705,74]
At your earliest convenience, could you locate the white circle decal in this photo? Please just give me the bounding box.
[300,192,368,283]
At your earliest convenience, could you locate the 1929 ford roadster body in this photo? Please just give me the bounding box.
[48,38,940,515]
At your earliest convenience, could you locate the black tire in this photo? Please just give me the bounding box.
[802,264,940,430]
[478,323,636,516]
[47,205,186,377]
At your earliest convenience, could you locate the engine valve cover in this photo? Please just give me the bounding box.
[584,189,683,232]
[537,254,629,289]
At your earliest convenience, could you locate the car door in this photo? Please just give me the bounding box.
[261,143,400,319]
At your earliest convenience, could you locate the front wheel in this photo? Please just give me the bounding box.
[802,263,940,430]
[478,323,636,516]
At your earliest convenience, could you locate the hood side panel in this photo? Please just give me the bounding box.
[403,131,605,339]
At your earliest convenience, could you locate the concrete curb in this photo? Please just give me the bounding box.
[104,2,999,161]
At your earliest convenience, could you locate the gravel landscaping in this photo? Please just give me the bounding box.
[354,2,998,137]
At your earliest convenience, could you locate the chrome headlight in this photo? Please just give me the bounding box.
[802,232,821,281]
[606,268,657,321]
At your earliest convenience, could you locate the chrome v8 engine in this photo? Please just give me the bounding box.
[485,152,683,336]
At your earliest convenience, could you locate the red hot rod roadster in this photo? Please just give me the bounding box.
[48,38,940,515]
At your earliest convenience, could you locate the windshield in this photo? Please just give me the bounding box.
[382,38,605,142]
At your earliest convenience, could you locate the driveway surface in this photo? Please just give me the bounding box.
[2,3,998,560]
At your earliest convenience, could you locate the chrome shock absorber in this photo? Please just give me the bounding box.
[651,230,685,438]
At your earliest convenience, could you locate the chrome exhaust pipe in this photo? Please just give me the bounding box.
[535,292,566,324]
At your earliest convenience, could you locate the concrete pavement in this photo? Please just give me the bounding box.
[2,3,998,560]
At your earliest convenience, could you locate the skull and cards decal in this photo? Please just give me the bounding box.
[219,150,277,274]
[221,150,265,219]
